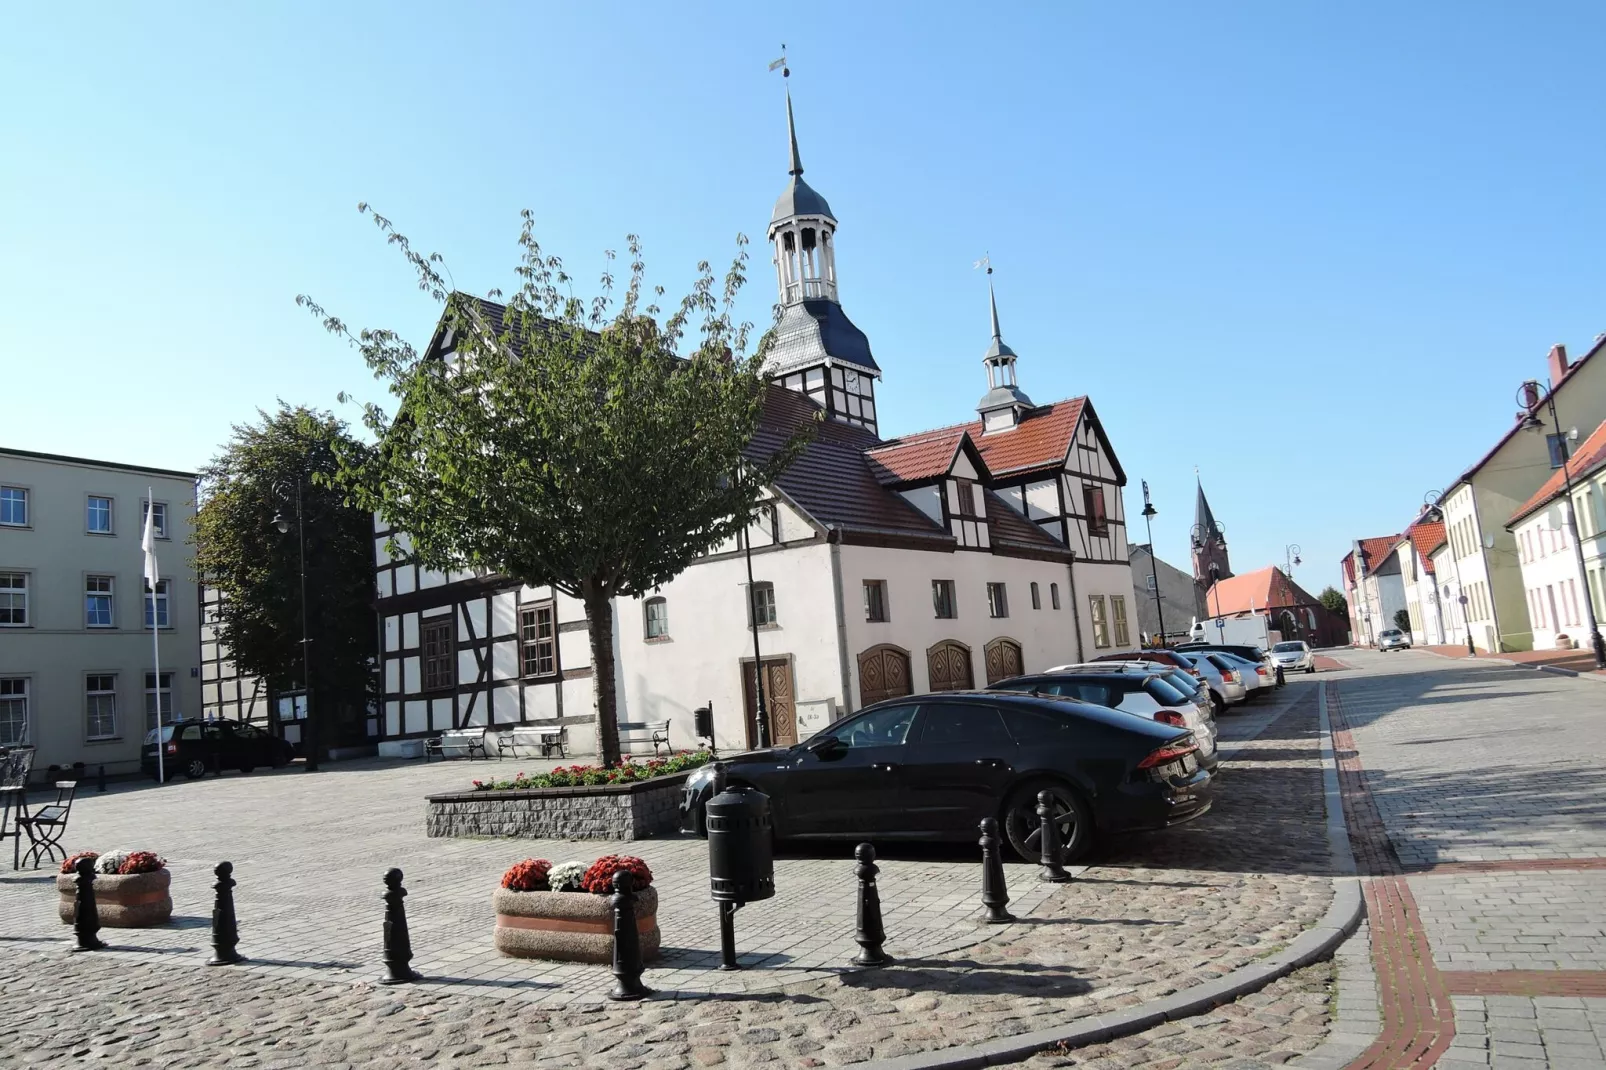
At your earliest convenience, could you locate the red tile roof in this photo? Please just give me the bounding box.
[1403,518,1446,575]
[878,397,1090,477]
[1204,566,1320,616]
[864,431,967,485]
[1508,419,1606,526]
[1340,535,1404,586]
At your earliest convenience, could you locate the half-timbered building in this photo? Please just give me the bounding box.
[371,85,1140,755]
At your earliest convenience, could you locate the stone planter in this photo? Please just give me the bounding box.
[57,868,172,927]
[1557,635,1576,650]
[427,771,690,841]
[493,886,660,963]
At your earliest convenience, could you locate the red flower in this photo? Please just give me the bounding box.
[581,854,653,894]
[501,858,553,891]
[60,851,99,875]
[117,851,166,875]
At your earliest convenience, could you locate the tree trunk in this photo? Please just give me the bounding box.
[582,579,623,767]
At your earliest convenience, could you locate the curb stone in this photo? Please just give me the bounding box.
[858,684,1367,1070]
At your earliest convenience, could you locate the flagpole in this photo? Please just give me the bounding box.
[145,486,165,785]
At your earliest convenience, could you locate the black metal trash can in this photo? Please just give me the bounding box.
[705,779,775,968]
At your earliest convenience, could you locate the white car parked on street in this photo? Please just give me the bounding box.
[1272,640,1316,674]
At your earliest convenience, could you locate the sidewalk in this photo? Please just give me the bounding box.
[1419,644,1606,679]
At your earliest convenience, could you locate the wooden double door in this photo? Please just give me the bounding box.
[984,637,1024,684]
[742,657,798,748]
[858,644,913,706]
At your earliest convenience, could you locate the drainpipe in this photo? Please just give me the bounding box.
[1066,552,1085,662]
[827,527,852,717]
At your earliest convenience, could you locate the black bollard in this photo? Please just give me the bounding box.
[96,764,107,793]
[851,843,891,967]
[378,868,422,984]
[979,817,1016,924]
[607,870,653,1001]
[718,902,741,970]
[69,856,105,953]
[1037,791,1074,883]
[206,861,245,965]
[1276,664,1286,688]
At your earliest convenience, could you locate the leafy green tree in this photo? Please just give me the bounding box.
[192,405,377,755]
[1393,608,1412,633]
[299,208,812,766]
[1318,586,1348,617]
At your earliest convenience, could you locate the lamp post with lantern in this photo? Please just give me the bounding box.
[1140,481,1165,645]
[272,475,317,772]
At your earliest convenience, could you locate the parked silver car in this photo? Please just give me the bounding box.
[1178,652,1246,713]
[1378,628,1412,651]
[1272,640,1316,674]
[1212,651,1273,697]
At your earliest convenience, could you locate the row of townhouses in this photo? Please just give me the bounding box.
[1344,341,1606,653]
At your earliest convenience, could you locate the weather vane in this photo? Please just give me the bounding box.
[973,252,992,275]
[768,45,789,79]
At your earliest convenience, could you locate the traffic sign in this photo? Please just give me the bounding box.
[1214,617,1225,628]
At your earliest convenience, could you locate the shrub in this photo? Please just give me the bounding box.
[60,851,99,875]
[581,854,653,894]
[501,858,552,891]
[547,861,586,892]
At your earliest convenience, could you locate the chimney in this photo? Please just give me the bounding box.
[1549,343,1570,386]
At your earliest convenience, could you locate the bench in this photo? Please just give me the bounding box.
[618,719,672,758]
[424,727,491,762]
[496,725,569,760]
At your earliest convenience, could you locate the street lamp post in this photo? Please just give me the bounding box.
[1207,562,1223,641]
[273,475,317,772]
[1284,544,1302,576]
[1519,382,1606,669]
[742,509,771,749]
[1424,489,1477,657]
[1140,481,1164,645]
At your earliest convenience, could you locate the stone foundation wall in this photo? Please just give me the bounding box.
[425,772,690,841]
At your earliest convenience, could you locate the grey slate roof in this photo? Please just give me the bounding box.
[765,299,880,377]
[977,384,1034,413]
[772,175,835,224]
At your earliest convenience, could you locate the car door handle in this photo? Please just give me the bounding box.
[871,762,899,773]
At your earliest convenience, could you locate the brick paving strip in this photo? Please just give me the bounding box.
[1324,681,1457,1068]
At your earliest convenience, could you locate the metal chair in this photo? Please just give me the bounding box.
[18,780,76,870]
[0,747,36,870]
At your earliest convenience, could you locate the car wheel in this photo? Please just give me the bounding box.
[1002,780,1093,865]
[1209,691,1226,717]
[183,757,208,780]
[271,749,290,769]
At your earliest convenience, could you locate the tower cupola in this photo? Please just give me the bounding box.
[975,262,1033,433]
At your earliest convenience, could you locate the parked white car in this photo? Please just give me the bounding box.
[1177,652,1246,713]
[1212,651,1274,696]
[1272,640,1315,674]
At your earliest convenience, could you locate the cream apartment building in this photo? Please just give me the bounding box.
[1506,419,1606,651]
[0,448,200,778]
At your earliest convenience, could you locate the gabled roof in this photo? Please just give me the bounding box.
[879,397,1112,481]
[1340,535,1404,585]
[1403,517,1446,575]
[1204,565,1318,616]
[1452,335,1604,489]
[1508,418,1606,527]
[864,430,968,485]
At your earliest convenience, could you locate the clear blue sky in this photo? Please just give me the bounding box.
[6,2,1605,596]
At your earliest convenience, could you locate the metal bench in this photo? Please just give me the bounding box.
[618,719,672,758]
[424,727,491,762]
[496,726,568,760]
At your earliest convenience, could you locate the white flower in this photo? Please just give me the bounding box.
[98,850,131,874]
[548,861,586,892]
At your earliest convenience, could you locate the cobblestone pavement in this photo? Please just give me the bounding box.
[0,684,1337,1067]
[1325,647,1606,1068]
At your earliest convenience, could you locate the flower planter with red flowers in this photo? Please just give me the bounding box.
[492,855,661,964]
[55,850,172,928]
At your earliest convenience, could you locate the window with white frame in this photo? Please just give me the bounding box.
[86,495,113,534]
[519,602,557,677]
[750,582,777,627]
[144,579,170,628]
[86,674,118,740]
[144,671,174,730]
[142,499,168,539]
[0,678,26,746]
[85,575,114,627]
[0,572,27,626]
[644,596,669,639]
[0,487,26,527]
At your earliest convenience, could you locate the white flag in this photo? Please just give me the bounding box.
[141,489,160,590]
[768,56,786,72]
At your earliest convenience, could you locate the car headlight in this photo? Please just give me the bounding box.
[686,766,716,790]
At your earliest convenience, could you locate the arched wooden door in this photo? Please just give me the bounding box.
[983,637,1024,684]
[927,640,974,692]
[858,644,913,706]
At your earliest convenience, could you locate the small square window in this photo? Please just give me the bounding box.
[87,496,114,534]
[863,581,888,623]
[0,487,27,527]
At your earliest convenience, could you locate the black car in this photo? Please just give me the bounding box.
[142,719,294,780]
[1174,642,1271,666]
[679,690,1211,862]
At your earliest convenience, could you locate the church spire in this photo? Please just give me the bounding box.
[975,257,1032,432]
[786,84,804,177]
[1191,475,1232,582]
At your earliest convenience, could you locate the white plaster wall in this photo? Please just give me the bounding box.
[1072,560,1141,658]
[614,542,842,752]
[839,545,1079,708]
[1516,508,1589,649]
